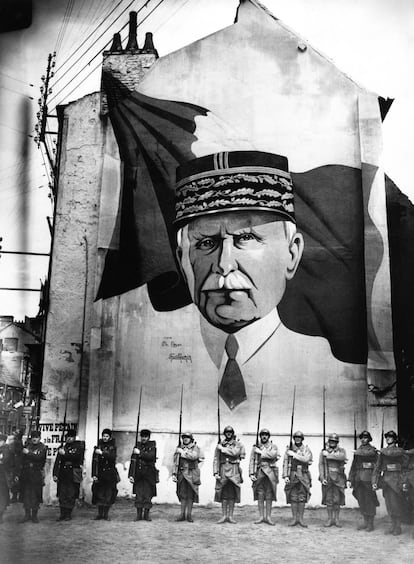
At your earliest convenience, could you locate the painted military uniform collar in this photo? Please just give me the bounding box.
[200,308,282,369]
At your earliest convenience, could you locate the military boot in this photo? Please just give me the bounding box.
[102,507,110,521]
[265,500,275,526]
[357,515,367,530]
[186,501,194,522]
[20,508,31,523]
[392,518,402,536]
[366,516,374,532]
[255,499,265,524]
[176,500,186,521]
[56,507,65,521]
[94,506,104,520]
[288,502,298,526]
[324,507,334,527]
[227,500,236,524]
[384,518,395,535]
[135,507,143,521]
[217,501,227,524]
[333,506,342,528]
[143,508,152,521]
[31,509,39,523]
[297,502,308,528]
[64,508,72,521]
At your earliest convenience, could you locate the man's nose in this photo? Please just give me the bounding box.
[215,237,237,276]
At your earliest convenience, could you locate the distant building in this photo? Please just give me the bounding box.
[0,315,42,434]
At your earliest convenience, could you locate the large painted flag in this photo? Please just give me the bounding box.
[97,0,396,377]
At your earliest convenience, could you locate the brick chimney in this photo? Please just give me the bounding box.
[100,11,159,115]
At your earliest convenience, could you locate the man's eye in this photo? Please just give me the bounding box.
[236,233,256,243]
[196,238,216,250]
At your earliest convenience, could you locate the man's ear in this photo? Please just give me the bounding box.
[286,232,304,280]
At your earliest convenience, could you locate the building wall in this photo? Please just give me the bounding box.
[41,1,396,510]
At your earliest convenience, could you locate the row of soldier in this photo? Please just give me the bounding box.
[1,425,414,535]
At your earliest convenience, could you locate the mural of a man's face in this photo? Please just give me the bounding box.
[178,211,303,332]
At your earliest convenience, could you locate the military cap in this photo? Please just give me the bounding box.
[102,428,112,436]
[384,430,398,440]
[328,433,339,442]
[140,429,151,437]
[359,430,372,441]
[293,430,305,439]
[0,433,7,441]
[181,431,193,440]
[259,428,270,436]
[30,430,41,438]
[174,150,295,227]
[223,425,234,434]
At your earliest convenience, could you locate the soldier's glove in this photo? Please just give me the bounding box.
[133,448,140,455]
[322,479,328,486]
[53,476,58,482]
[128,477,134,484]
[250,474,257,482]
[284,477,290,484]
[172,475,177,483]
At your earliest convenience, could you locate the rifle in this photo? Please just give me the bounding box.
[92,385,101,479]
[217,387,221,444]
[322,386,327,480]
[353,412,357,450]
[380,410,385,449]
[253,384,264,475]
[60,388,69,447]
[287,385,296,475]
[173,385,183,475]
[130,386,143,477]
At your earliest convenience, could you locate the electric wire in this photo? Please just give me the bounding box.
[50,0,146,99]
[51,0,165,109]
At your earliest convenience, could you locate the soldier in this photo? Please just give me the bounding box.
[8,429,23,503]
[213,425,245,524]
[53,428,85,521]
[128,429,157,522]
[0,433,11,524]
[283,430,313,528]
[172,431,203,522]
[20,429,47,523]
[402,442,414,538]
[92,428,118,521]
[372,430,408,536]
[249,428,279,525]
[319,432,347,527]
[348,430,379,532]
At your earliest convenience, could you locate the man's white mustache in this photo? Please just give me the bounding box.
[202,271,252,291]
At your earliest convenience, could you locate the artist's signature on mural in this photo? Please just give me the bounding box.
[162,337,192,363]
[168,353,192,363]
[161,338,182,348]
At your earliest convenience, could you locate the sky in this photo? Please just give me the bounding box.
[0,0,413,320]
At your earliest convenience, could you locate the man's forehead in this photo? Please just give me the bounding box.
[187,211,285,234]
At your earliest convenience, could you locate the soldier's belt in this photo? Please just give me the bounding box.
[224,458,239,464]
[386,464,401,471]
[361,462,374,469]
[293,464,308,470]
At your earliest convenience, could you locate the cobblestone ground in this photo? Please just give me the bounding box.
[0,500,413,564]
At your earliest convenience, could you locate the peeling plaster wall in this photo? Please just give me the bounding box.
[41,93,105,502]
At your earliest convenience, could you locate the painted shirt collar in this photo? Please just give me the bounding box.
[200,308,282,368]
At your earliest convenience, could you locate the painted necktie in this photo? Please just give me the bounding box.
[219,334,247,410]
